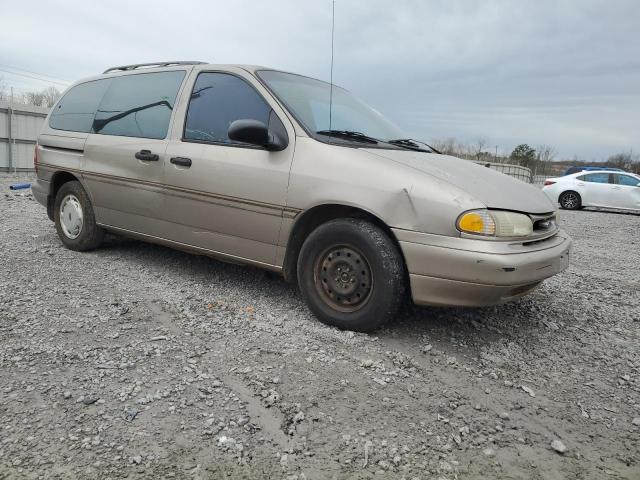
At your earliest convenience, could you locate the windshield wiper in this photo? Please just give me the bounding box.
[316,129,379,144]
[93,100,172,132]
[387,138,441,154]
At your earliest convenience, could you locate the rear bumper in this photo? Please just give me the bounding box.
[31,178,50,208]
[393,228,572,307]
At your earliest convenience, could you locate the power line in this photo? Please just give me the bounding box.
[4,85,57,93]
[0,64,71,83]
[0,68,70,86]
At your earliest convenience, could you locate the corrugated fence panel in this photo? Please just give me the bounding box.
[0,143,8,165]
[14,143,36,169]
[0,101,48,172]
[0,110,8,139]
[13,111,44,141]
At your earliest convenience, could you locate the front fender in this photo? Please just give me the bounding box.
[286,138,484,236]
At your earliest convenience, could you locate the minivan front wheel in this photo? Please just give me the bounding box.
[54,180,104,251]
[297,219,405,332]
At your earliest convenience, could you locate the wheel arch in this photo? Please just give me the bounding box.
[47,171,81,220]
[282,203,408,284]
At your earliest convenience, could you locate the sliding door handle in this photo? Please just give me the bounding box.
[170,157,192,167]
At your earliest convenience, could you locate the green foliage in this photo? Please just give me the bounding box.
[510,144,537,168]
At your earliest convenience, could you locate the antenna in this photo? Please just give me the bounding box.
[329,0,335,130]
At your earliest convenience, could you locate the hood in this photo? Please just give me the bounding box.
[363,149,555,214]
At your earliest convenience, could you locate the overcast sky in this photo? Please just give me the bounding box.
[1,0,638,160]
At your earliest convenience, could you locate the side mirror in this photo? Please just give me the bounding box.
[228,118,287,151]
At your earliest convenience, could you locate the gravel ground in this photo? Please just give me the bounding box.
[1,173,639,480]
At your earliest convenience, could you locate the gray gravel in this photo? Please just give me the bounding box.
[1,173,639,479]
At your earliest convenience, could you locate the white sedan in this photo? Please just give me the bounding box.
[543,171,640,212]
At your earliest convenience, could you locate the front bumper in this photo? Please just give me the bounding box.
[393,228,572,307]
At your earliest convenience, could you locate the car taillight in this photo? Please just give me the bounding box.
[34,143,39,174]
[544,180,556,186]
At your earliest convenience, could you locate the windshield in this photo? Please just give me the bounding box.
[257,70,405,142]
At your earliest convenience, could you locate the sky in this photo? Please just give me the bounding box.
[1,0,638,161]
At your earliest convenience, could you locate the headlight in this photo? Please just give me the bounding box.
[457,209,533,237]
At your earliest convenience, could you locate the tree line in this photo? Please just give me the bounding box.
[0,76,62,108]
[430,137,640,175]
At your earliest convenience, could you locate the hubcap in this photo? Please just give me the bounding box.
[562,193,578,209]
[59,194,83,239]
[314,245,373,312]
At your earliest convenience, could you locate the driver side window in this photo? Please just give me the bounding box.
[183,72,271,146]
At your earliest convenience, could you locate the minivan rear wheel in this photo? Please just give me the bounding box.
[54,181,104,251]
[559,191,581,210]
[297,219,405,332]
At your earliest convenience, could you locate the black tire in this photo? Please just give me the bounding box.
[297,218,406,332]
[559,191,582,210]
[53,180,104,251]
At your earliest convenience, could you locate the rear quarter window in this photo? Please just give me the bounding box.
[93,71,185,139]
[49,79,112,133]
[616,174,640,186]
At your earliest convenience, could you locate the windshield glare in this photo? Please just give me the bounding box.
[257,70,405,142]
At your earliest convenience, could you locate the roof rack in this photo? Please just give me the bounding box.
[103,61,206,74]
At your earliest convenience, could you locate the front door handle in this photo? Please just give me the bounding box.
[135,149,159,162]
[170,157,192,168]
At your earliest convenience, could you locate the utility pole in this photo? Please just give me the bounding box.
[8,87,13,172]
[495,145,498,162]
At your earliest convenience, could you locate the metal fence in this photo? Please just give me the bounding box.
[472,160,533,183]
[0,101,48,172]
[532,174,549,185]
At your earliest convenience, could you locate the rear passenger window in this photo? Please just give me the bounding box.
[184,73,271,145]
[582,173,610,184]
[93,71,185,139]
[49,79,112,133]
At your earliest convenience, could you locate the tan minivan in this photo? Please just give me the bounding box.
[32,61,572,331]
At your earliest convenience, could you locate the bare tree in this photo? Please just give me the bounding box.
[22,85,61,107]
[24,90,46,107]
[535,144,557,175]
[472,138,488,160]
[430,137,458,156]
[0,76,7,102]
[607,151,640,173]
[536,144,557,163]
[41,86,62,107]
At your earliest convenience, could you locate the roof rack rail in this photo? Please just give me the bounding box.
[103,61,207,74]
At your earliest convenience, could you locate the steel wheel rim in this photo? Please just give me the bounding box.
[562,193,578,209]
[59,194,84,239]
[313,244,373,313]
